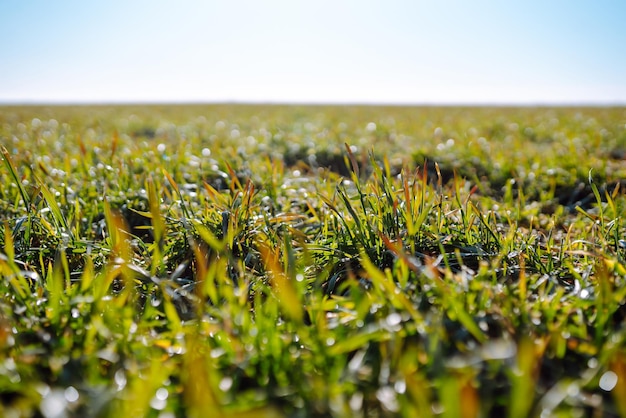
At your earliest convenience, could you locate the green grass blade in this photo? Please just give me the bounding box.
[33,173,70,234]
[1,146,31,210]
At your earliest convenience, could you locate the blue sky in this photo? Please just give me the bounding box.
[1,0,625,104]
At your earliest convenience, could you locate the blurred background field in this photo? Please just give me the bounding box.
[3,104,626,211]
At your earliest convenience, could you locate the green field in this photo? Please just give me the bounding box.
[1,104,626,417]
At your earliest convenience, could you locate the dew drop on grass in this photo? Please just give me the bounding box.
[566,383,580,397]
[219,377,233,391]
[156,387,168,400]
[431,403,444,415]
[394,380,407,394]
[349,392,363,411]
[481,340,516,360]
[150,392,167,410]
[114,369,127,390]
[599,371,618,391]
[64,386,79,403]
[211,348,226,359]
[40,389,66,418]
[376,386,399,412]
[386,313,402,327]
[288,345,301,357]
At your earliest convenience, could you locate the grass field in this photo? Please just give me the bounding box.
[1,104,626,417]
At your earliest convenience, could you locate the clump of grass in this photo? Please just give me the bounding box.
[1,104,626,417]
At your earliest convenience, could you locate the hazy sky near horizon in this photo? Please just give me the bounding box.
[1,1,625,104]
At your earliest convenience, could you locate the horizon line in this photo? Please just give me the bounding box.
[1,99,625,108]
